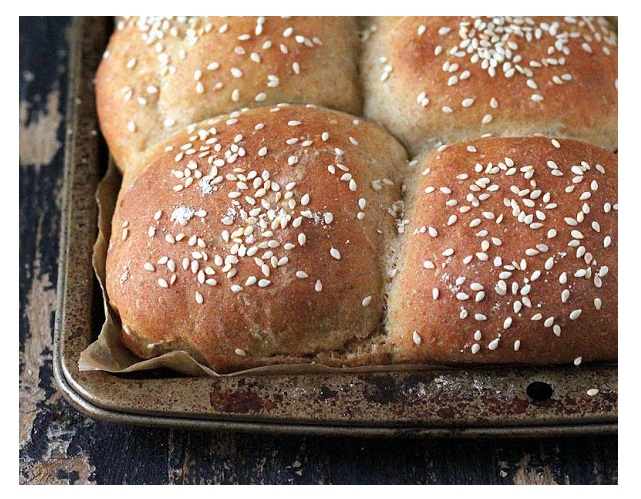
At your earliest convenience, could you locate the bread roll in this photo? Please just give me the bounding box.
[387,136,617,366]
[361,16,618,156]
[96,16,363,172]
[105,104,408,373]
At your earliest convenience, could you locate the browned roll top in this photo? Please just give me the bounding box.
[361,16,618,156]
[388,136,617,366]
[106,105,408,373]
[96,16,363,172]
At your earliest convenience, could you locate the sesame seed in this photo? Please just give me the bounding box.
[569,309,582,320]
[413,331,422,345]
[574,357,583,366]
[157,278,168,288]
[315,280,323,292]
[231,284,243,293]
[245,275,258,286]
[296,271,308,279]
[330,247,341,260]
[195,291,204,304]
[488,338,500,350]
[432,288,440,300]
[235,348,247,357]
[471,344,480,354]
[362,296,372,307]
[587,388,599,397]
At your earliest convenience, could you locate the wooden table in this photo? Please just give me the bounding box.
[19,16,618,485]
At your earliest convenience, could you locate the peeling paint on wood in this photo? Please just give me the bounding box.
[19,263,56,445]
[513,454,559,485]
[19,89,63,169]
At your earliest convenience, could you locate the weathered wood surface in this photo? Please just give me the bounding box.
[18,16,618,485]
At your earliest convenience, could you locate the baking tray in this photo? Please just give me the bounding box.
[53,16,618,438]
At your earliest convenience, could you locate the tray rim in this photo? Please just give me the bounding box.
[53,16,618,438]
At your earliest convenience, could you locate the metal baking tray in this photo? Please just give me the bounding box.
[53,16,617,437]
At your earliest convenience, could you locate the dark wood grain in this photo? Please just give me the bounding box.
[18,16,618,485]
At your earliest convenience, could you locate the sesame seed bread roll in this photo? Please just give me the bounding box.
[106,105,407,373]
[361,16,618,156]
[387,137,617,366]
[96,16,363,173]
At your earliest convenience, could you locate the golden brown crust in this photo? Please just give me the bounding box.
[386,137,617,366]
[106,105,407,373]
[96,16,363,172]
[361,16,618,156]
[99,16,620,373]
